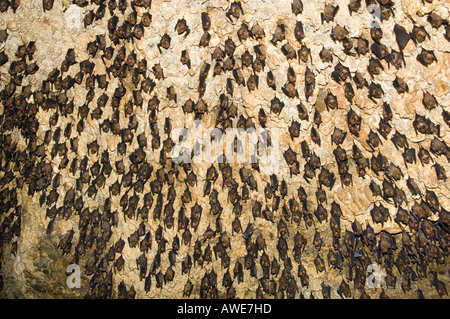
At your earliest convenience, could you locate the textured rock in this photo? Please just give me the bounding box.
[0,0,449,300]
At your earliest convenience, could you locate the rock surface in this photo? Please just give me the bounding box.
[0,0,449,299]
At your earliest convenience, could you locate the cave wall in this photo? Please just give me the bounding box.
[0,0,449,299]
